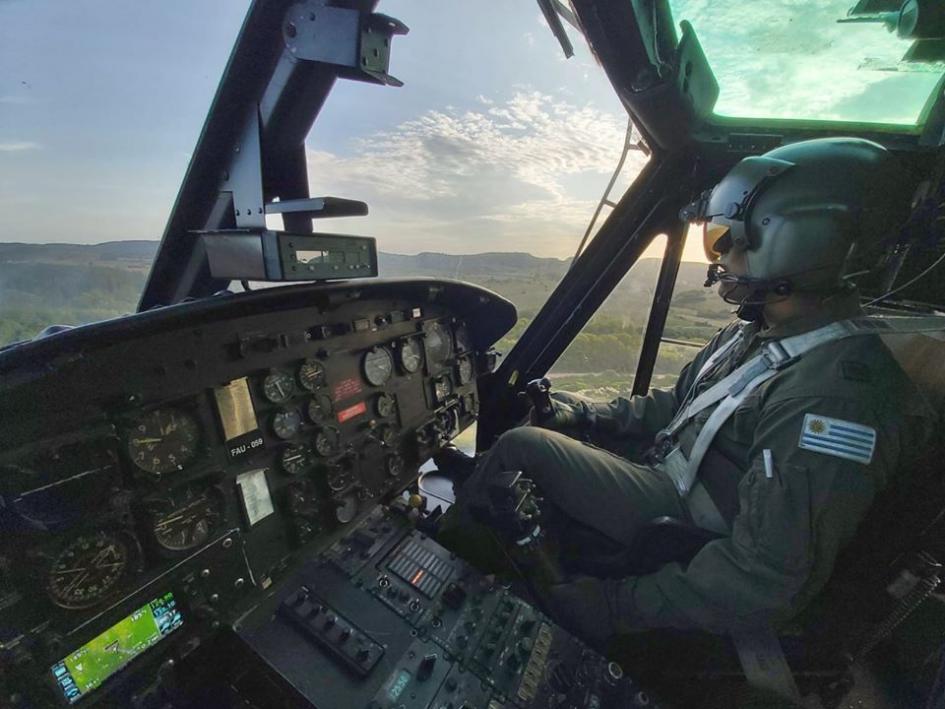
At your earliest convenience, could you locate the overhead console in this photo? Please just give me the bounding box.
[0,278,514,707]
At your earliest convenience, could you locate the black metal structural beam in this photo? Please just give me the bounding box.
[139,0,406,311]
[476,150,696,449]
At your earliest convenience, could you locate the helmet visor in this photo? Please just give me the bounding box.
[702,223,732,262]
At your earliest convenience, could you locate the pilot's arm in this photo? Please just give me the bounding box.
[548,393,910,638]
[542,324,740,441]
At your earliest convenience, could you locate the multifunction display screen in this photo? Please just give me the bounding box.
[51,592,183,704]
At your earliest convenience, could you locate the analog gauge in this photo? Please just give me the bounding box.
[424,322,453,366]
[298,359,326,392]
[455,323,473,354]
[457,356,474,385]
[272,410,302,440]
[386,455,404,478]
[376,426,396,448]
[433,375,454,404]
[362,348,394,387]
[128,408,200,475]
[47,531,130,609]
[263,370,295,404]
[398,338,423,374]
[327,466,353,492]
[148,487,223,553]
[314,427,341,457]
[334,494,359,524]
[376,393,396,418]
[307,393,334,423]
[280,445,313,476]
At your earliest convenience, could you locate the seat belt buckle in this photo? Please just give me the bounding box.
[652,433,675,462]
[762,341,798,370]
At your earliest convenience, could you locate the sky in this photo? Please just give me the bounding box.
[0,0,670,261]
[5,2,934,264]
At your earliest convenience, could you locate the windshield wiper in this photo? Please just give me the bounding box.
[536,0,578,58]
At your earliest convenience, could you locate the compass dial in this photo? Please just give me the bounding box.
[47,531,130,609]
[127,408,200,475]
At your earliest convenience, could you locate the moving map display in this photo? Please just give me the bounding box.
[50,592,183,704]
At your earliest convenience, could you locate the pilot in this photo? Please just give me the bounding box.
[446,137,935,643]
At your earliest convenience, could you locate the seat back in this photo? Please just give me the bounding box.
[797,330,945,654]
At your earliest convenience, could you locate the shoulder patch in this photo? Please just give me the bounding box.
[798,414,876,465]
[839,360,871,383]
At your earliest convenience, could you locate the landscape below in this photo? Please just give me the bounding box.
[0,241,732,400]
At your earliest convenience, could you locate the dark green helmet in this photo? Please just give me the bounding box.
[683,137,915,295]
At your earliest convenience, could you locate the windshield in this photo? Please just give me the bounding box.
[669,0,945,128]
[0,1,642,347]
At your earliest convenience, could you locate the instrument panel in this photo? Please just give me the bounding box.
[0,278,515,707]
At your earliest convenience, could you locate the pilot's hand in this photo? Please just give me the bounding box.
[529,397,590,431]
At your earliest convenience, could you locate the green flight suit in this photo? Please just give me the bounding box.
[456,290,935,639]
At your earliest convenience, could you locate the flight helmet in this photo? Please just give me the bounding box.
[680,137,914,317]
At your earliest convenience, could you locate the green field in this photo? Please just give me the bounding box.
[0,243,731,399]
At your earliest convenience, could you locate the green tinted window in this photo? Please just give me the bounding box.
[669,0,945,128]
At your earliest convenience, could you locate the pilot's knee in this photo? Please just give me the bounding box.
[492,425,562,471]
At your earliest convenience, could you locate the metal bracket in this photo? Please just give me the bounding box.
[140,1,408,308]
[265,196,368,220]
[227,109,266,230]
[283,3,408,86]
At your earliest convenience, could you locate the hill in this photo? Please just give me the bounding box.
[0,242,729,381]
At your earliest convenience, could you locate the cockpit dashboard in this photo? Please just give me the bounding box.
[0,277,515,707]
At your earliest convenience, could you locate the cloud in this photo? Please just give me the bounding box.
[305,91,645,257]
[0,141,41,152]
[0,95,35,105]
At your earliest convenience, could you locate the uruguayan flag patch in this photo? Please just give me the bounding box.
[798,414,876,465]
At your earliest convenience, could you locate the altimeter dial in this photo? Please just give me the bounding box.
[47,531,130,609]
[128,408,200,475]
